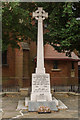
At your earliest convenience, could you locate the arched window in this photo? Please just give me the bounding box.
[2,50,7,64]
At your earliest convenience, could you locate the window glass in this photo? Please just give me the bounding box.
[72,61,74,69]
[2,50,7,64]
[53,61,58,69]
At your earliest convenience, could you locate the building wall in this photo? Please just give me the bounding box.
[2,44,31,88]
[2,46,16,87]
[23,49,30,87]
[45,60,78,86]
[15,47,23,87]
[2,42,78,88]
[29,41,37,75]
[67,61,78,86]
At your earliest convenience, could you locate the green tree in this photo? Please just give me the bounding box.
[2,2,37,50]
[47,2,80,53]
[2,2,80,53]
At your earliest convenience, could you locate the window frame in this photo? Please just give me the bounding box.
[72,61,74,70]
[53,60,58,69]
[2,50,7,65]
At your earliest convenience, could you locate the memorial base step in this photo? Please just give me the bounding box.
[28,101,58,112]
[17,97,68,111]
[16,100,28,110]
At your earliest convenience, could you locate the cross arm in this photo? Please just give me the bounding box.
[43,12,48,19]
[33,10,39,18]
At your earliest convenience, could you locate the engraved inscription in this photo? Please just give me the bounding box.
[33,75,49,85]
[32,75,50,92]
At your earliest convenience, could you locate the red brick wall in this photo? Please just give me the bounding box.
[23,50,30,87]
[45,60,78,86]
[2,42,78,88]
[15,47,23,87]
[2,46,16,87]
[2,43,32,88]
[67,61,78,85]
[29,41,37,74]
[15,47,31,88]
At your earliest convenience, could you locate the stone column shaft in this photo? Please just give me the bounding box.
[36,18,45,74]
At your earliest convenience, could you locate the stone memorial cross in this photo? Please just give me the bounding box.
[33,7,48,74]
[17,7,67,112]
[31,7,52,102]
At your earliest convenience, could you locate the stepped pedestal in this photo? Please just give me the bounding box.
[17,97,68,111]
[28,73,58,111]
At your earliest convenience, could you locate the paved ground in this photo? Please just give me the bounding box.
[1,92,80,119]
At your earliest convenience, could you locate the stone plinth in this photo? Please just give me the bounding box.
[31,73,52,101]
[17,96,68,111]
[28,101,58,112]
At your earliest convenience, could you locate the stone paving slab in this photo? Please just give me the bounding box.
[19,111,78,118]
[1,92,79,119]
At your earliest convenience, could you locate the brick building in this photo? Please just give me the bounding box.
[44,44,79,87]
[2,42,80,90]
[2,41,37,88]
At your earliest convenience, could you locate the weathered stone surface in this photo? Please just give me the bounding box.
[31,73,52,101]
[28,101,58,112]
[30,8,52,102]
[36,94,47,102]
[58,100,68,110]
[25,97,29,106]
[33,7,48,74]
[17,100,27,110]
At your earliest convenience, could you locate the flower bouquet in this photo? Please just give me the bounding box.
[38,106,51,114]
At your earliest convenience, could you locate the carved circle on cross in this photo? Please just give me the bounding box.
[33,8,48,20]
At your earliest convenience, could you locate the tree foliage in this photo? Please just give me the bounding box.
[2,2,37,50]
[2,2,80,53]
